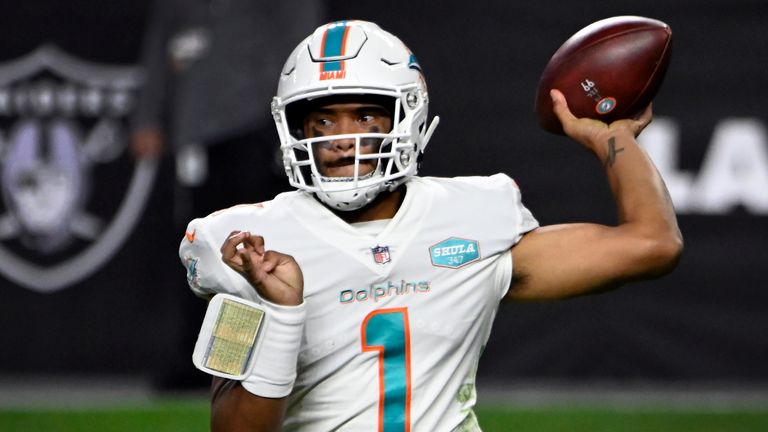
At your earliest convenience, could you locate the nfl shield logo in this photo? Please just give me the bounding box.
[371,245,391,265]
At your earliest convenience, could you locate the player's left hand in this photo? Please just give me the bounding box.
[220,231,304,306]
[550,89,652,153]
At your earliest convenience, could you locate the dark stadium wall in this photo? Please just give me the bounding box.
[0,0,765,388]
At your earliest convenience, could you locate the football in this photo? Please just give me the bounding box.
[535,16,673,135]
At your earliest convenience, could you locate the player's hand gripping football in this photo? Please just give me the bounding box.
[550,89,652,154]
[221,231,304,306]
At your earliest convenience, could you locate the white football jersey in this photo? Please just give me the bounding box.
[179,174,538,431]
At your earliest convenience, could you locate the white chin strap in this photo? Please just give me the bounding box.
[312,172,390,211]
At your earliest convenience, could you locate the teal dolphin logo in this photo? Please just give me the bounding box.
[596,97,617,114]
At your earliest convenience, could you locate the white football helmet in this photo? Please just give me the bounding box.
[272,20,440,211]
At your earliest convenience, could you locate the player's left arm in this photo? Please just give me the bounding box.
[506,89,683,301]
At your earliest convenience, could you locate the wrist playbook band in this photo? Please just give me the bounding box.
[193,293,306,397]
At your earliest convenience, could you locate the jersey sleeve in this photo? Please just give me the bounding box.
[178,216,259,302]
[504,174,539,244]
[484,173,539,299]
[473,173,539,248]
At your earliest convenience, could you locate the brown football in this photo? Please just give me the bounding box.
[535,16,673,135]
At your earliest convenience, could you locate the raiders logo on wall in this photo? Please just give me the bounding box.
[0,45,157,293]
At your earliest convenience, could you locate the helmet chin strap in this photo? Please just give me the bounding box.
[312,170,386,211]
[314,184,386,211]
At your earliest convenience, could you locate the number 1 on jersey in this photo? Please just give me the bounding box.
[361,308,412,432]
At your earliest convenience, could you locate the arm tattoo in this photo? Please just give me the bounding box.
[604,136,625,168]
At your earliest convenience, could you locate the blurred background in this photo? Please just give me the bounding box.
[0,0,766,430]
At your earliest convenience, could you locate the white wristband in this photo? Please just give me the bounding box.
[241,297,306,398]
[192,294,305,398]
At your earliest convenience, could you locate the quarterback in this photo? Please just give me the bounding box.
[179,20,682,431]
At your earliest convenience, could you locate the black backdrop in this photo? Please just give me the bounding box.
[0,0,766,389]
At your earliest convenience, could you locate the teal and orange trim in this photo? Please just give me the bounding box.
[319,21,352,78]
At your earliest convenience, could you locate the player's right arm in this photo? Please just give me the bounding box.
[180,227,303,431]
[210,377,287,432]
[203,230,304,432]
[219,231,304,306]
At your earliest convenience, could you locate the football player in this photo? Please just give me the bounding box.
[180,20,682,431]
